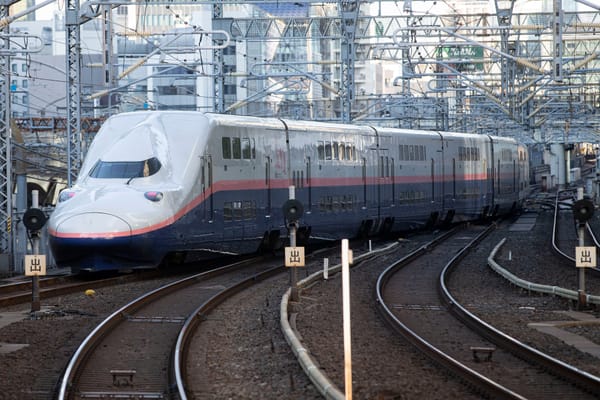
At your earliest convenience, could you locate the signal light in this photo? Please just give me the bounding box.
[282,199,303,223]
[58,190,76,203]
[23,208,47,231]
[144,191,163,202]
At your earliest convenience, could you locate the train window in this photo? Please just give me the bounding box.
[144,158,161,176]
[318,141,325,160]
[232,201,243,220]
[252,138,256,159]
[89,157,162,179]
[232,138,241,159]
[223,202,232,221]
[459,146,480,162]
[242,138,251,159]
[342,195,353,210]
[222,137,231,159]
[325,142,332,160]
[318,141,356,162]
[333,196,340,211]
[243,201,256,219]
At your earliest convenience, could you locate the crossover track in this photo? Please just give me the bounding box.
[376,224,600,399]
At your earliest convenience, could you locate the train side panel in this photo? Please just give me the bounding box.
[285,120,376,241]
[202,115,288,254]
[438,132,493,221]
[377,128,444,231]
[491,136,521,215]
[48,111,530,272]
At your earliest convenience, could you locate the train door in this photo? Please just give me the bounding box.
[200,155,214,223]
[431,135,445,222]
[378,149,393,214]
[363,145,382,233]
[291,156,310,212]
[486,137,495,214]
[265,155,272,217]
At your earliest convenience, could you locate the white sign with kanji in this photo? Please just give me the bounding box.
[576,246,596,268]
[285,246,305,267]
[25,255,47,276]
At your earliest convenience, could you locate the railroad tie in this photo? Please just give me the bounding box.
[469,346,495,362]
[110,369,136,386]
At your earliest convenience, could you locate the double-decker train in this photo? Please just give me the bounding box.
[47,111,530,272]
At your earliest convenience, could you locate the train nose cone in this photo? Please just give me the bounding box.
[54,213,132,238]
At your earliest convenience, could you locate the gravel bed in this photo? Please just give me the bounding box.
[446,207,600,378]
[294,205,600,397]
[0,279,178,399]
[1,200,600,399]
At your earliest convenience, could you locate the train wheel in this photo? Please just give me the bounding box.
[358,220,373,238]
[441,210,455,228]
[425,212,439,230]
[480,206,490,221]
[380,217,394,236]
[258,230,281,254]
[160,252,187,268]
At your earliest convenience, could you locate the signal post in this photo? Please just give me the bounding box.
[283,187,304,302]
[22,190,48,312]
[572,197,595,309]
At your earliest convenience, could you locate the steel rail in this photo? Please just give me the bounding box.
[375,224,527,400]
[173,262,285,399]
[56,257,260,400]
[441,235,600,395]
[552,189,577,262]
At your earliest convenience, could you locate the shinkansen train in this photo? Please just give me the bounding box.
[47,111,530,272]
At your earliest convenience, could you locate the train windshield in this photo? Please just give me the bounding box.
[89,157,162,179]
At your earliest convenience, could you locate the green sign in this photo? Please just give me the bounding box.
[438,45,483,72]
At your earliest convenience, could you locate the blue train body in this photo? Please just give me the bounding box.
[48,111,530,272]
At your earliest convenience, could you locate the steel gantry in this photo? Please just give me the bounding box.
[0,0,17,266]
[0,0,597,269]
[338,0,360,122]
[65,0,82,187]
[49,1,600,172]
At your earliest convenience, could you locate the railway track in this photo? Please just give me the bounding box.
[0,256,244,308]
[376,223,600,399]
[551,189,600,279]
[57,256,278,399]
[0,273,142,308]
[57,240,380,399]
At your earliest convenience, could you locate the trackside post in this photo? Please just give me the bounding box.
[23,190,48,312]
[573,192,595,309]
[283,186,304,302]
[342,238,353,400]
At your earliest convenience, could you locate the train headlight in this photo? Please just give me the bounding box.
[58,190,76,203]
[144,191,163,202]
